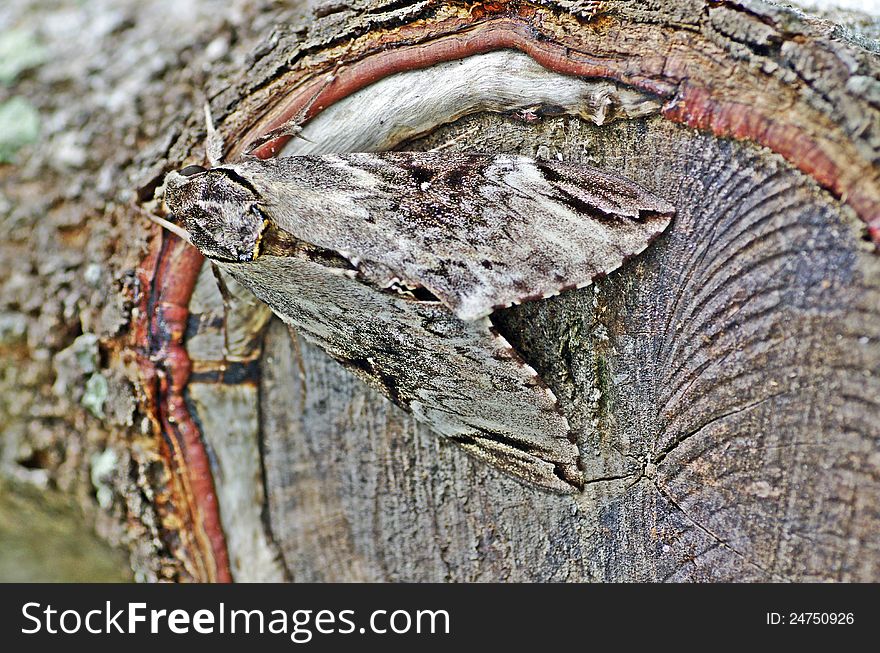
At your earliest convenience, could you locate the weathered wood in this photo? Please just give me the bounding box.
[1,0,878,582]
[247,2,880,581]
[260,113,880,581]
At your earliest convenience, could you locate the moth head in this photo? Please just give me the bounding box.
[162,165,267,262]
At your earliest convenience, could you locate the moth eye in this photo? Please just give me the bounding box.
[179,164,207,177]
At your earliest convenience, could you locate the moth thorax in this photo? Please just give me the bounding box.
[164,168,267,263]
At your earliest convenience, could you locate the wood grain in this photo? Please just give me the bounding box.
[260,114,880,581]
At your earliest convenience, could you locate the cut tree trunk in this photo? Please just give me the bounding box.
[1,0,878,582]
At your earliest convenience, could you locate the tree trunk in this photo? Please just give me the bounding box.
[1,0,879,582]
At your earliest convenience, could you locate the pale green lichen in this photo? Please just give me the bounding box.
[0,30,47,85]
[90,449,117,510]
[82,373,108,419]
[52,333,101,399]
[0,97,39,163]
[72,333,99,375]
[0,312,27,346]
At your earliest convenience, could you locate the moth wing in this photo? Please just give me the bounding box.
[240,152,674,321]
[218,255,582,493]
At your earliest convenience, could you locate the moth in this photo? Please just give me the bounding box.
[159,148,673,493]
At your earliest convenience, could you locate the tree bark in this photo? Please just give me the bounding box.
[1,0,878,582]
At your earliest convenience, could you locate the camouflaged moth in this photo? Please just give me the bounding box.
[159,149,673,492]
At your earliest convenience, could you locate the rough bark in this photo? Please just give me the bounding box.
[1,0,878,582]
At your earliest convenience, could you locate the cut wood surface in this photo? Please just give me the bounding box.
[0,0,878,582]
[261,114,880,581]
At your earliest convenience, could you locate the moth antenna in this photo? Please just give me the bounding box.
[148,212,195,246]
[290,125,314,144]
[203,101,224,167]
